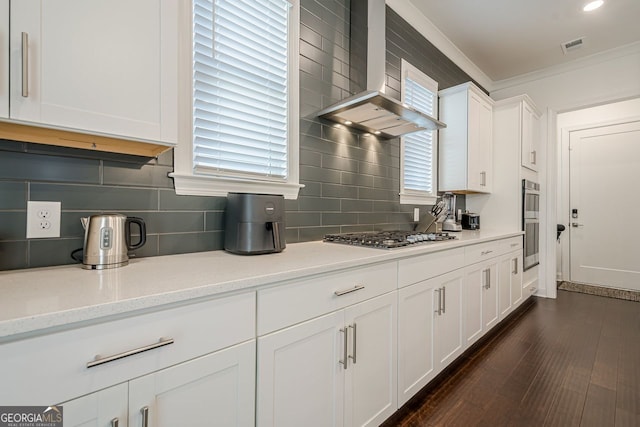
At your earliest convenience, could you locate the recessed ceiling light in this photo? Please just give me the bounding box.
[374,130,381,135]
[344,120,352,125]
[583,0,603,12]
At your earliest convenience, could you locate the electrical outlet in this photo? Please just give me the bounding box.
[26,201,61,239]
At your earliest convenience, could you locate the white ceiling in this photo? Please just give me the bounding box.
[407,0,640,81]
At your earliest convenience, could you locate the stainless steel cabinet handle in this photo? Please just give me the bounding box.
[339,327,348,369]
[510,243,519,248]
[348,324,357,364]
[571,222,584,228]
[480,171,486,186]
[334,284,365,296]
[481,250,493,256]
[141,407,149,427]
[513,258,518,275]
[531,150,537,165]
[483,269,491,289]
[434,288,442,315]
[111,418,119,427]
[441,286,446,314]
[21,32,29,97]
[87,337,174,368]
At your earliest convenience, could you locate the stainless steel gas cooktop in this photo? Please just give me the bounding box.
[323,230,457,249]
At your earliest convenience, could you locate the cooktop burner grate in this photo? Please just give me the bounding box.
[323,230,457,249]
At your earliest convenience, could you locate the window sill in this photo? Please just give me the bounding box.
[400,193,437,206]
[170,173,303,199]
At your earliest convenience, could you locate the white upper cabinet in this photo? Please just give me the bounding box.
[521,98,541,171]
[7,0,178,144]
[0,0,8,118]
[439,82,494,194]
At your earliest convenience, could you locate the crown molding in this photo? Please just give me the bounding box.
[386,0,493,92]
[492,41,640,93]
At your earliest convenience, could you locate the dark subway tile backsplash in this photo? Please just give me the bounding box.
[0,1,473,270]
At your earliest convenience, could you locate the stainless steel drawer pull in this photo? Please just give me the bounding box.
[111,418,119,427]
[87,337,174,368]
[21,32,29,97]
[481,250,493,256]
[334,284,365,296]
[510,243,519,248]
[348,323,357,364]
[339,327,349,369]
[141,406,149,427]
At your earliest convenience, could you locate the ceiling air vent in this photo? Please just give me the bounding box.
[561,37,585,54]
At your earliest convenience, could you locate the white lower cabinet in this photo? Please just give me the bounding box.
[511,252,524,308]
[499,250,524,317]
[397,269,464,406]
[129,340,256,427]
[59,383,128,427]
[61,341,256,427]
[464,259,499,347]
[257,292,397,427]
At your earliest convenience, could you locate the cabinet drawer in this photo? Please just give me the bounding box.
[258,262,397,335]
[0,292,255,405]
[465,237,521,265]
[398,248,465,288]
[502,236,523,253]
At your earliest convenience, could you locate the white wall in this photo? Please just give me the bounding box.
[490,45,640,298]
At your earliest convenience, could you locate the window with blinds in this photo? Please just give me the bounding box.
[400,60,439,204]
[193,0,292,180]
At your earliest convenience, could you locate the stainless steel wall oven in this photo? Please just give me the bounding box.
[522,179,540,270]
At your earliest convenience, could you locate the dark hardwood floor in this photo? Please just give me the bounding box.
[385,290,640,427]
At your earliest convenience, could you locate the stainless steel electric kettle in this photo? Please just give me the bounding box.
[80,214,146,269]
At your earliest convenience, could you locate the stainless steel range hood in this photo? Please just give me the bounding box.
[316,0,446,139]
[317,91,445,139]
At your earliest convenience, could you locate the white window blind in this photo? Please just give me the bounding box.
[400,60,438,204]
[193,0,291,179]
[403,77,435,193]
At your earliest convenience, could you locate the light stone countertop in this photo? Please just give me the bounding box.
[0,229,522,341]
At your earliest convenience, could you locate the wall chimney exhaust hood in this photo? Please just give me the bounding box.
[316,0,446,139]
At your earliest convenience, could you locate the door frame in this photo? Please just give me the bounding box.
[557,112,640,286]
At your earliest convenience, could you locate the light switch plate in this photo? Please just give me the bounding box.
[26,201,61,239]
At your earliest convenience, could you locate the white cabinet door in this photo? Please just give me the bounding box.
[439,82,494,194]
[9,0,178,143]
[257,311,345,427]
[0,0,8,118]
[129,340,256,427]
[498,254,513,318]
[344,292,397,427]
[482,261,499,331]
[511,252,524,308]
[464,260,498,347]
[434,269,464,369]
[397,277,437,406]
[521,101,539,172]
[468,91,493,192]
[464,264,483,346]
[60,383,128,427]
